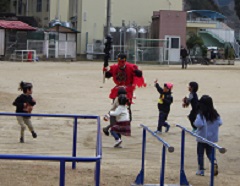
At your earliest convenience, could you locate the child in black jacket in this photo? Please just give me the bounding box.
[182,81,199,131]
[13,81,37,143]
[154,80,173,133]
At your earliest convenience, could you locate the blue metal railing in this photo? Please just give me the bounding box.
[0,112,102,186]
[134,124,174,186]
[176,124,227,186]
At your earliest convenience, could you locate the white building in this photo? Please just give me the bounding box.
[10,0,183,56]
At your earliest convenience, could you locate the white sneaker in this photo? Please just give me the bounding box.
[196,170,204,176]
[114,139,122,147]
[154,130,162,134]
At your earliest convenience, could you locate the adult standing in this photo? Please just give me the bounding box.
[180,46,189,69]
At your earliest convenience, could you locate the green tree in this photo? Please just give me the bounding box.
[186,34,204,49]
[186,34,207,57]
[234,0,240,20]
[0,0,10,13]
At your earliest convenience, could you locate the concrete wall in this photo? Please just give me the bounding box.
[159,10,186,47]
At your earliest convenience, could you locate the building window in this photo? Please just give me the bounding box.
[36,0,42,12]
[171,38,180,49]
[46,0,49,12]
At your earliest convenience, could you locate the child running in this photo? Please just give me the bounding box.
[182,82,199,132]
[154,80,173,134]
[194,95,222,176]
[103,87,128,136]
[13,81,37,143]
[109,94,130,148]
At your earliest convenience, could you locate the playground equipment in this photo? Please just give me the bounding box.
[132,124,174,186]
[0,112,102,186]
[176,124,227,186]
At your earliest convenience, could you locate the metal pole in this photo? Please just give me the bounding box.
[141,129,146,184]
[180,130,189,185]
[106,0,111,35]
[57,0,60,19]
[210,147,215,186]
[59,160,65,186]
[134,39,137,64]
[134,128,146,185]
[72,117,78,169]
[75,0,78,29]
[95,160,101,186]
[160,145,166,186]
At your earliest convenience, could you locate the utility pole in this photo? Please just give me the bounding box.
[103,0,112,83]
[106,0,111,35]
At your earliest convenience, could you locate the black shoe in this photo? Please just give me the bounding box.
[32,131,37,138]
[165,125,170,133]
[20,137,24,143]
[102,128,109,136]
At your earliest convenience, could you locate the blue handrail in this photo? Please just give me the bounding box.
[0,112,102,186]
[176,124,226,153]
[134,124,174,186]
[176,124,226,186]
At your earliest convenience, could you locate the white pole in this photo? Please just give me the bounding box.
[168,38,170,66]
[57,0,60,19]
[134,39,137,64]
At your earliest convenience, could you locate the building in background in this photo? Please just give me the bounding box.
[151,10,187,62]
[0,20,36,60]
[8,0,183,58]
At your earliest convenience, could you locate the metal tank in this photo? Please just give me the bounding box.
[118,20,127,53]
[138,27,147,39]
[61,22,72,28]
[109,24,117,45]
[49,19,62,27]
[125,26,137,46]
[137,26,148,48]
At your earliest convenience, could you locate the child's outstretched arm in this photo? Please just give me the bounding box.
[154,80,163,94]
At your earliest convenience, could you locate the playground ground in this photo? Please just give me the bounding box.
[0,61,239,186]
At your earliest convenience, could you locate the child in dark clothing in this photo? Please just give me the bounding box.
[182,82,199,131]
[13,81,37,143]
[154,80,173,133]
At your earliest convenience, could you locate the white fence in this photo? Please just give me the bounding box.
[27,40,45,56]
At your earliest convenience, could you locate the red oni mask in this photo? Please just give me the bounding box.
[118,58,126,69]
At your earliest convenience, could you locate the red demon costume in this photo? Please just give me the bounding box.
[104,54,146,103]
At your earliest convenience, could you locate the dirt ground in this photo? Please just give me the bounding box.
[0,61,239,186]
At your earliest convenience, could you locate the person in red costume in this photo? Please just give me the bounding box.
[102,53,146,136]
